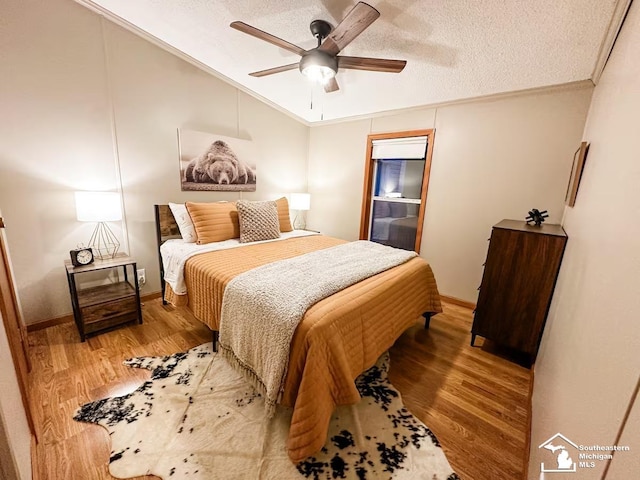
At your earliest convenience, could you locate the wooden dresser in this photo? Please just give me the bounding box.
[472,219,567,363]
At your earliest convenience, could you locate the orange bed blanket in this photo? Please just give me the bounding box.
[164,235,442,462]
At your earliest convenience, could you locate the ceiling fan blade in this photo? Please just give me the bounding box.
[319,2,380,55]
[249,63,300,77]
[338,56,406,73]
[324,77,339,93]
[230,21,306,56]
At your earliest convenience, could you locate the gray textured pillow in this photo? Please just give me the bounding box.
[389,202,407,218]
[373,201,391,218]
[236,200,281,243]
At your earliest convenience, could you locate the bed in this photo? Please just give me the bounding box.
[370,201,419,251]
[372,215,419,251]
[154,203,442,462]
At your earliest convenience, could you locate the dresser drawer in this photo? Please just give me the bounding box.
[82,296,137,324]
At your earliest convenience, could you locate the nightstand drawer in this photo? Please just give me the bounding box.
[84,310,138,334]
[82,296,137,324]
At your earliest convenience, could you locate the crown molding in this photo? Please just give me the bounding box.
[309,80,594,127]
[591,0,633,84]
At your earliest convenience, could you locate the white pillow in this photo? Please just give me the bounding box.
[168,202,197,243]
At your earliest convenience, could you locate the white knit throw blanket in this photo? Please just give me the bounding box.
[218,240,417,417]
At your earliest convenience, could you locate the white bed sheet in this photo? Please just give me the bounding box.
[160,230,319,295]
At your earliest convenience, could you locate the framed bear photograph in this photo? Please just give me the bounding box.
[178,129,257,192]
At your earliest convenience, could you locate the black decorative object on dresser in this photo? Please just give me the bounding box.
[471,220,567,364]
[525,208,549,226]
[65,254,142,341]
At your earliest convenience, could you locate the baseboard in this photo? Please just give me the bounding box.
[29,292,461,331]
[27,291,163,332]
[440,294,476,310]
[141,291,162,302]
[31,433,38,480]
[26,314,73,332]
[522,364,535,479]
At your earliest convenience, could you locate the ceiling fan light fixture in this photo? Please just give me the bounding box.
[301,64,336,83]
[299,51,338,84]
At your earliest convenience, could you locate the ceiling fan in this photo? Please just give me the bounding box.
[230,2,406,93]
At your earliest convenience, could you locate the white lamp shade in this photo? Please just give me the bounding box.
[290,193,310,211]
[75,191,122,222]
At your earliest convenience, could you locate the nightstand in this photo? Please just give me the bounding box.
[65,254,143,341]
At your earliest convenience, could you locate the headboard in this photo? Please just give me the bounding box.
[154,204,182,303]
[154,204,181,241]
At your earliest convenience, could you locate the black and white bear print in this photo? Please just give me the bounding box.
[184,140,256,185]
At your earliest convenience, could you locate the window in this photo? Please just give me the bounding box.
[360,130,435,252]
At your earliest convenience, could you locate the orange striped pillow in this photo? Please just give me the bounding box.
[275,197,293,232]
[185,201,239,244]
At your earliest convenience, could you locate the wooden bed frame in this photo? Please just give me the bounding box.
[155,204,227,347]
[153,204,434,336]
[154,204,182,305]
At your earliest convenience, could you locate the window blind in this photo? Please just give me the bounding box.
[372,136,428,159]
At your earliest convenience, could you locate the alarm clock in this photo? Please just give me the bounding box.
[70,247,94,267]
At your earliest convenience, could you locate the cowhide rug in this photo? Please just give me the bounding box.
[74,343,459,480]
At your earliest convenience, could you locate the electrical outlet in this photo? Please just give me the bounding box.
[137,268,146,286]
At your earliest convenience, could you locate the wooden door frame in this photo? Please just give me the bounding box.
[0,217,36,438]
[359,129,436,253]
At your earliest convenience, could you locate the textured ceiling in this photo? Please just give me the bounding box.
[77,0,618,123]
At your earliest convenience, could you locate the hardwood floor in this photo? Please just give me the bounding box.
[27,299,530,479]
[389,303,531,479]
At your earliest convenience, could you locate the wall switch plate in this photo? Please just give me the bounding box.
[137,268,146,286]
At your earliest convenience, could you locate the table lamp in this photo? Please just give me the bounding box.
[289,193,310,230]
[75,191,122,259]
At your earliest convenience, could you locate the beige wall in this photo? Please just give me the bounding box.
[0,0,309,324]
[308,87,592,302]
[529,2,640,478]
[104,21,309,303]
[0,310,32,480]
[308,119,372,241]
